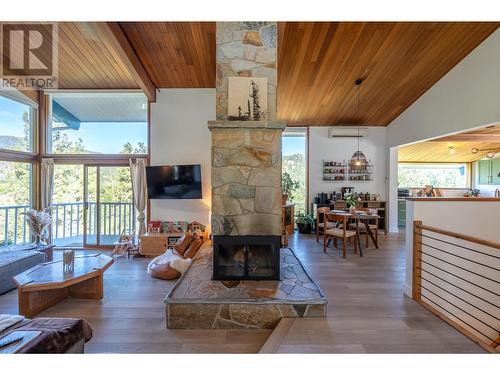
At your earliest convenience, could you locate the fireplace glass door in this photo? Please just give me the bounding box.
[213,235,281,280]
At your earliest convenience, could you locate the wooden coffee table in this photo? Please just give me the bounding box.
[13,254,113,318]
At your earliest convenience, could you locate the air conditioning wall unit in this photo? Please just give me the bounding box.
[328,126,367,138]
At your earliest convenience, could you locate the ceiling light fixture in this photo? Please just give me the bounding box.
[448,146,456,155]
[350,78,367,169]
[471,147,499,158]
[486,151,496,159]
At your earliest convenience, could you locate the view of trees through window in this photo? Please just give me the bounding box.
[0,96,33,153]
[282,135,307,214]
[398,163,468,188]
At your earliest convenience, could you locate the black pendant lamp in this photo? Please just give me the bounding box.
[350,78,367,168]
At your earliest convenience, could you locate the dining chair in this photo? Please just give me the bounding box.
[349,207,379,248]
[333,201,347,210]
[316,207,334,242]
[324,213,358,258]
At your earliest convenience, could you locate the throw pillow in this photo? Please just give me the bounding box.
[173,232,194,255]
[184,236,203,259]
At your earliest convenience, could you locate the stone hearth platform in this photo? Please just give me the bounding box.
[165,241,327,329]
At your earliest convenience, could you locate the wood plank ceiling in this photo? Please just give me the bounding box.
[57,23,139,89]
[9,22,496,126]
[398,124,500,162]
[119,22,216,88]
[277,22,498,126]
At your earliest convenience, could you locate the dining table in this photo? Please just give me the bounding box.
[329,210,380,257]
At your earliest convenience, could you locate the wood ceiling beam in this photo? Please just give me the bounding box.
[437,134,500,142]
[99,22,157,102]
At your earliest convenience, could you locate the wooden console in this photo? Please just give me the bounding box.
[139,232,184,257]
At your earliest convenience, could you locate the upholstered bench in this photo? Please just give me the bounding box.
[0,250,45,294]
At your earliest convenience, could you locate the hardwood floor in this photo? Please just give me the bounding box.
[0,232,484,353]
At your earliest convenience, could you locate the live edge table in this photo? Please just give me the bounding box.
[13,254,113,318]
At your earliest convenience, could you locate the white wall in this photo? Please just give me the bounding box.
[386,29,500,231]
[387,29,500,148]
[404,199,500,297]
[308,127,388,206]
[150,89,215,227]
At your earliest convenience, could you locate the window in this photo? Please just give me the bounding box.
[48,93,148,155]
[398,163,469,188]
[282,128,307,213]
[0,161,33,246]
[0,95,34,153]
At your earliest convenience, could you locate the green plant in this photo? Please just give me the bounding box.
[282,172,300,200]
[295,211,315,225]
[344,192,361,208]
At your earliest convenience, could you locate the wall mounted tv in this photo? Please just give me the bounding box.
[146,164,202,199]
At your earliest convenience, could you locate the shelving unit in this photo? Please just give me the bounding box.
[348,162,374,181]
[322,160,347,181]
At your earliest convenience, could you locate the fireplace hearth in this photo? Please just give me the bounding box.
[213,235,281,280]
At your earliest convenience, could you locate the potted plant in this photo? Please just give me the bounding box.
[282,172,299,204]
[295,211,314,234]
[344,192,361,211]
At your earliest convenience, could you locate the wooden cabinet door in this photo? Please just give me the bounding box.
[477,160,492,185]
[491,158,500,185]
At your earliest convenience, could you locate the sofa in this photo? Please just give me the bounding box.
[0,248,45,294]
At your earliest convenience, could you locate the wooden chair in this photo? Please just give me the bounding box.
[316,207,334,242]
[333,201,347,210]
[349,207,379,248]
[323,213,358,258]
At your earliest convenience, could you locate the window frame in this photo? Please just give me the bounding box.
[44,91,149,160]
[0,91,39,246]
[397,162,472,189]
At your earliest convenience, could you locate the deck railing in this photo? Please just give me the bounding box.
[0,202,136,247]
[412,220,500,353]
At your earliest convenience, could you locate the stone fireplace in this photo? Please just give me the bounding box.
[165,22,327,329]
[208,121,285,280]
[209,21,284,280]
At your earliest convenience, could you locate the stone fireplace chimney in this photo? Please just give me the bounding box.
[208,22,285,280]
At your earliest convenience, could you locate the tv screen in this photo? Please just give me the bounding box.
[146,164,202,199]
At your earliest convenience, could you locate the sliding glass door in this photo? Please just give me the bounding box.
[83,166,135,248]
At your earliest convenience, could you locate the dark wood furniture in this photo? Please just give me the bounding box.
[315,206,333,242]
[323,213,358,258]
[349,208,379,248]
[282,203,295,247]
[312,200,387,234]
[13,254,113,318]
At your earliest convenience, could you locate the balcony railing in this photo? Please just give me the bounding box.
[0,202,136,247]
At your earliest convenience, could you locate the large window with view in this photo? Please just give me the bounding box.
[282,129,307,215]
[0,95,34,153]
[47,92,148,155]
[398,163,469,188]
[0,92,36,247]
[0,162,33,246]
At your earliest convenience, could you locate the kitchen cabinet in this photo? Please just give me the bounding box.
[492,158,500,185]
[398,200,406,228]
[477,159,500,185]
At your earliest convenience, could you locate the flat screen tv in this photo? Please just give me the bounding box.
[146,164,202,199]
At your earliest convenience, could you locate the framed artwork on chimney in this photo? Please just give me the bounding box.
[227,77,267,121]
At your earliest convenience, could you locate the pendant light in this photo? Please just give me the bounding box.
[350,78,367,168]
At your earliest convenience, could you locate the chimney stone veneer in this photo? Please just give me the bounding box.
[210,22,285,237]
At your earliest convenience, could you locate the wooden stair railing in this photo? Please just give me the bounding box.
[412,220,500,353]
